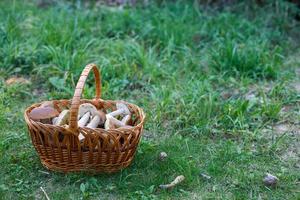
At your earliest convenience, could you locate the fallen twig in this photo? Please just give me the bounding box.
[40,186,50,200]
[200,173,211,180]
[38,170,50,175]
[159,175,185,189]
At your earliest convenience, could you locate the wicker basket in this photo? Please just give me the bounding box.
[24,64,145,173]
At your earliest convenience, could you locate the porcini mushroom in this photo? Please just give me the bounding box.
[87,111,106,128]
[78,110,106,141]
[78,112,91,127]
[104,115,117,130]
[87,115,100,128]
[263,173,278,187]
[77,112,91,141]
[78,103,98,119]
[29,106,59,124]
[54,110,69,126]
[159,152,168,161]
[107,102,130,117]
[104,115,133,130]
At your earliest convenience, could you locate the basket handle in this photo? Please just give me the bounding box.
[69,63,101,131]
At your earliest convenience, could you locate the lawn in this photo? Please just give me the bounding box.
[0,0,299,199]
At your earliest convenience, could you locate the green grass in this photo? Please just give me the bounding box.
[0,0,300,199]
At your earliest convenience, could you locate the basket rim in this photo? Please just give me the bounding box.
[24,98,145,136]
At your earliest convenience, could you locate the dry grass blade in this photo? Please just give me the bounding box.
[40,187,50,200]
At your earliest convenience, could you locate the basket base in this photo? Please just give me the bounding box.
[40,158,133,173]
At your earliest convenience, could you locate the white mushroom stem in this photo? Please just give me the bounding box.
[78,111,105,141]
[54,110,69,125]
[109,115,129,127]
[78,112,90,127]
[52,117,58,125]
[121,115,131,125]
[107,109,123,117]
[105,115,133,130]
[78,133,85,141]
[87,115,100,128]
[159,175,185,189]
[107,103,130,117]
[104,118,116,130]
[105,115,124,128]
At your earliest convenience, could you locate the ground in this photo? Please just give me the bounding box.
[0,0,299,199]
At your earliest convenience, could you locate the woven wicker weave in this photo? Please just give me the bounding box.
[24,64,145,173]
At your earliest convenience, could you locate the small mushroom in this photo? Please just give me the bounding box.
[87,115,100,128]
[86,111,106,128]
[159,175,185,189]
[54,110,69,126]
[29,106,59,124]
[104,115,133,130]
[78,111,106,141]
[107,102,130,117]
[105,115,123,128]
[78,103,98,119]
[263,173,278,187]
[104,115,118,130]
[78,112,91,127]
[159,152,168,161]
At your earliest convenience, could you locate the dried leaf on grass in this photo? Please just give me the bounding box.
[5,77,31,85]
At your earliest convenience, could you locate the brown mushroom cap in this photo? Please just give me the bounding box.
[29,106,59,120]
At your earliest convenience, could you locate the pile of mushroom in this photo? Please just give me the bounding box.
[76,103,106,140]
[29,101,133,140]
